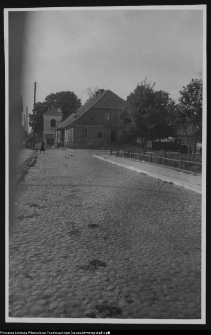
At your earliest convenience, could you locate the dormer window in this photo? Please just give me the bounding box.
[51,119,56,128]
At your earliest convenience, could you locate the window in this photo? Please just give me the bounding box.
[105,113,109,121]
[65,130,69,139]
[82,129,87,138]
[97,131,103,138]
[51,119,56,128]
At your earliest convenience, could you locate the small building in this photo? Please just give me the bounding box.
[55,89,126,148]
[43,107,63,146]
[176,126,202,151]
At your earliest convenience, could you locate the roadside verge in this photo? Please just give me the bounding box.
[93,154,202,194]
[16,151,37,183]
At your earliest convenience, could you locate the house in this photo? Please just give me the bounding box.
[43,107,63,146]
[55,89,126,148]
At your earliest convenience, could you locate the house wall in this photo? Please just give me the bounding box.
[43,114,62,145]
[61,91,126,148]
[64,125,119,149]
[64,128,74,147]
[44,115,62,132]
[73,108,120,127]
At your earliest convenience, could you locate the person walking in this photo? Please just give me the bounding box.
[40,140,45,154]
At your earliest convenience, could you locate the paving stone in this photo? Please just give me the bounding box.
[26,296,39,303]
[71,310,84,318]
[30,305,45,315]
[9,149,201,319]
[37,299,48,306]
[106,285,116,291]
[48,301,59,311]
[12,310,26,317]
[148,311,161,318]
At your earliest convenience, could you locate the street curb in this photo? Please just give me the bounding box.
[16,152,37,183]
[93,155,202,194]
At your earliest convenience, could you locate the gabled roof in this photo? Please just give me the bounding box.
[57,90,124,130]
[43,107,63,116]
[57,90,108,129]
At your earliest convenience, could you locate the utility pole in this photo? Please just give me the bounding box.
[33,82,36,150]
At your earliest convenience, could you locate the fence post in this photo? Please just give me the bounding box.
[117,150,119,157]
[179,157,182,169]
[150,153,152,163]
[139,153,141,160]
[123,149,125,157]
[130,152,132,158]
[162,155,165,165]
[110,148,112,155]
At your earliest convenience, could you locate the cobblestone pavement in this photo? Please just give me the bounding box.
[9,149,201,319]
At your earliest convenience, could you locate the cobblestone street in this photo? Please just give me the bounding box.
[9,148,201,319]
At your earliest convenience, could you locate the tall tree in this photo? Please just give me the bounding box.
[28,101,47,137]
[119,78,175,153]
[169,79,202,155]
[29,91,82,136]
[85,86,105,101]
[45,91,81,120]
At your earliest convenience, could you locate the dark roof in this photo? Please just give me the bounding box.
[43,107,63,116]
[57,90,122,130]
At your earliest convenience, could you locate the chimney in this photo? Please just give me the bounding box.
[99,89,104,94]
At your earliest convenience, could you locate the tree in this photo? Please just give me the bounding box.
[85,86,105,101]
[169,79,202,156]
[29,101,47,137]
[29,91,82,136]
[45,91,81,120]
[119,78,175,153]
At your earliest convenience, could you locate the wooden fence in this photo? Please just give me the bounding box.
[110,149,202,174]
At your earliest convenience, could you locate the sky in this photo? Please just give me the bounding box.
[18,7,204,123]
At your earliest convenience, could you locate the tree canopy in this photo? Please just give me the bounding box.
[119,78,175,152]
[29,91,81,136]
[169,78,202,154]
[45,91,81,120]
[85,86,106,101]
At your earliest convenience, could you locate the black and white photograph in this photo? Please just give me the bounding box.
[5,6,206,325]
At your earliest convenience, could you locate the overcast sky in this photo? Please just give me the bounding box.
[19,7,204,117]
